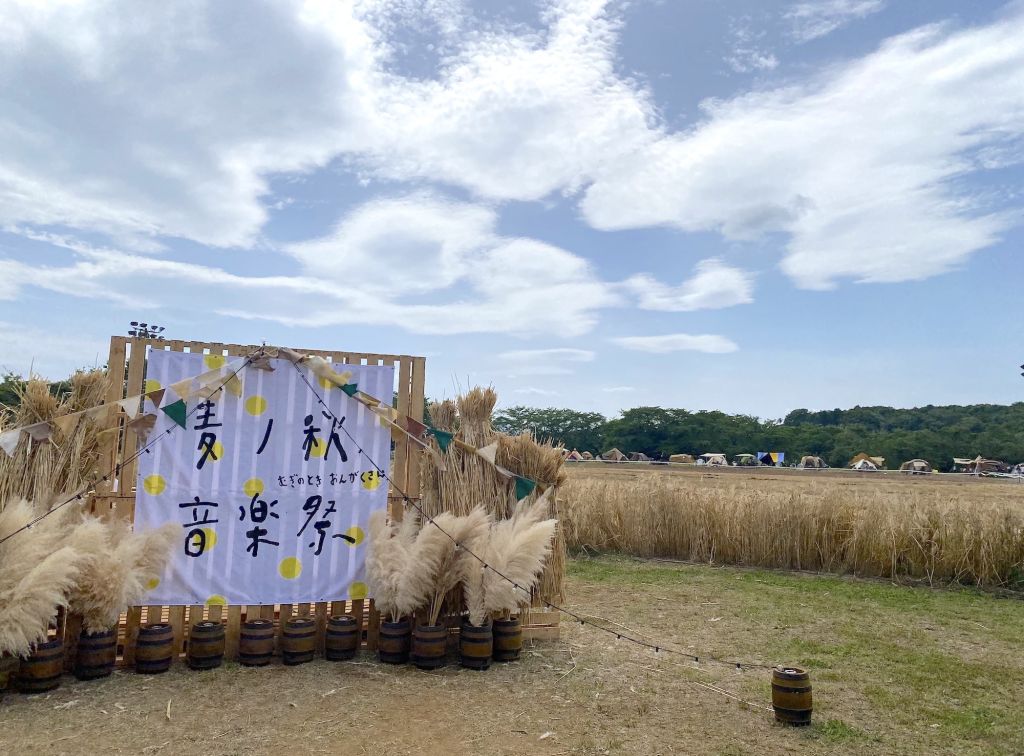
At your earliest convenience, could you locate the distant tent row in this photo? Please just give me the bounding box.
[698,453,728,466]
[669,453,695,464]
[799,456,827,469]
[953,456,1008,474]
[899,459,932,474]
[757,451,785,466]
[848,453,885,470]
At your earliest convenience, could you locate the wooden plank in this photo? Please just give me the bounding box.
[123,606,142,666]
[408,356,426,503]
[63,613,83,673]
[297,601,311,617]
[315,602,328,655]
[278,603,293,648]
[522,610,560,626]
[225,606,241,661]
[366,600,380,651]
[169,606,186,658]
[95,337,127,516]
[521,625,560,642]
[118,338,148,519]
[208,604,223,623]
[351,599,365,647]
[392,357,412,521]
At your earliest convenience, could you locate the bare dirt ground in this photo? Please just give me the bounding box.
[3,556,1021,756]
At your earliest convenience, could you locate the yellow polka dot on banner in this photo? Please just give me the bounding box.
[243,478,264,498]
[143,475,166,495]
[348,582,368,600]
[144,379,161,394]
[202,528,217,550]
[245,395,267,416]
[145,577,160,591]
[278,556,302,580]
[210,440,224,462]
[318,376,335,390]
[205,594,227,606]
[343,526,365,546]
[308,437,326,458]
[204,354,226,370]
[360,470,382,490]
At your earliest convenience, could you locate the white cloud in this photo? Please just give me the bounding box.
[725,17,779,74]
[785,0,886,43]
[0,321,108,378]
[601,385,634,393]
[611,334,739,354]
[498,348,595,362]
[582,12,1024,288]
[625,258,753,311]
[0,197,620,338]
[513,387,560,396]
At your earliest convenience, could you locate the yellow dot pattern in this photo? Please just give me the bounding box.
[144,379,162,394]
[204,354,227,370]
[205,594,227,606]
[201,528,217,550]
[278,556,302,580]
[348,581,368,600]
[360,470,382,490]
[318,376,335,390]
[308,437,326,458]
[343,526,365,546]
[143,474,166,495]
[209,440,224,462]
[243,478,264,498]
[145,577,160,591]
[245,395,267,416]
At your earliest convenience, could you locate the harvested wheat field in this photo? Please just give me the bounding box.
[562,464,1024,589]
[2,555,1022,755]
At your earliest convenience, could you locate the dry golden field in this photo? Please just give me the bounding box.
[560,463,1024,589]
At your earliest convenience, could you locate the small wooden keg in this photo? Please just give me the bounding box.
[378,618,411,664]
[325,615,359,661]
[17,638,64,693]
[772,667,812,726]
[281,617,316,666]
[74,628,117,680]
[459,620,492,671]
[492,617,522,662]
[135,623,174,674]
[187,621,225,670]
[411,624,447,670]
[238,619,275,667]
[0,653,18,700]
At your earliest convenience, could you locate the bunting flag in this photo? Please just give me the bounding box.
[160,399,188,429]
[341,383,359,398]
[23,421,54,443]
[145,387,166,407]
[170,377,194,401]
[127,413,157,441]
[402,416,428,440]
[195,367,225,387]
[224,373,244,398]
[426,445,448,473]
[430,428,454,453]
[86,403,115,421]
[355,391,380,408]
[277,346,306,364]
[306,356,353,388]
[0,429,21,456]
[192,383,221,400]
[476,442,499,465]
[52,413,82,439]
[117,396,143,419]
[250,354,275,372]
[514,475,537,501]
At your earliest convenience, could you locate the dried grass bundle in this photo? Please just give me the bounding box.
[456,387,496,446]
[68,519,177,633]
[422,508,489,625]
[462,496,557,626]
[366,509,420,622]
[0,501,87,656]
[430,400,458,432]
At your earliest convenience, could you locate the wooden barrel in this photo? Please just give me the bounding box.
[238,619,275,667]
[378,618,411,664]
[772,667,812,726]
[74,628,117,680]
[411,624,447,670]
[136,623,173,674]
[493,617,522,662]
[187,621,225,670]
[16,638,63,693]
[0,654,18,701]
[459,621,492,671]
[281,617,316,666]
[325,615,359,661]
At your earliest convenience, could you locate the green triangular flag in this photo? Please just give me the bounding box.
[341,382,359,397]
[161,398,187,429]
[430,428,454,452]
[514,475,537,501]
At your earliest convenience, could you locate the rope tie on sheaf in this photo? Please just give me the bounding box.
[0,354,254,547]
[288,359,775,674]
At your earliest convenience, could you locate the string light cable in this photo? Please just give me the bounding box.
[289,359,775,674]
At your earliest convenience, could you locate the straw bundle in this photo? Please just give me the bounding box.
[68,519,177,633]
[0,371,110,512]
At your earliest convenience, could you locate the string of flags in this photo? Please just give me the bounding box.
[0,356,249,458]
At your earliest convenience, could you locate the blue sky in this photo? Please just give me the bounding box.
[0,0,1021,419]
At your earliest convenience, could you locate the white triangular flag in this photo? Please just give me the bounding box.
[170,378,194,401]
[0,428,21,456]
[118,396,143,419]
[53,412,83,439]
[24,421,53,442]
[476,442,499,466]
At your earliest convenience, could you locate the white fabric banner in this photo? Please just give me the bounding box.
[135,352,394,606]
